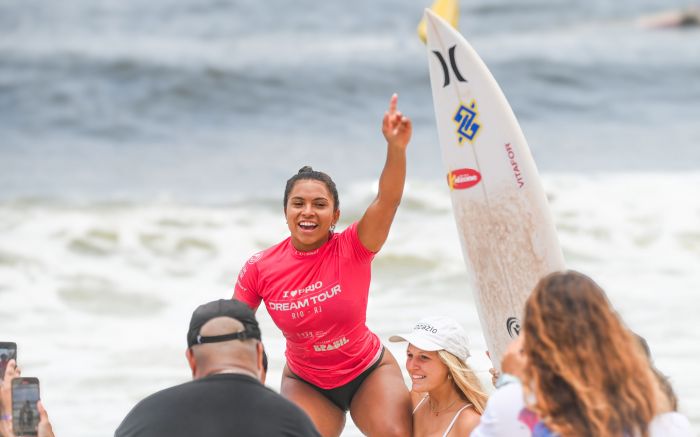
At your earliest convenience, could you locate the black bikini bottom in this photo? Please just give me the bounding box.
[289,347,385,411]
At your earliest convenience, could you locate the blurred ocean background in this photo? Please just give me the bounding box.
[1,0,699,435]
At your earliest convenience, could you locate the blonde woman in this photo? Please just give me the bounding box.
[390,316,488,437]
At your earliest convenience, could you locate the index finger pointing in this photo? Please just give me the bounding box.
[388,93,398,114]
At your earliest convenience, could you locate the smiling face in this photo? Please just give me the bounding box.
[406,344,451,393]
[285,179,340,252]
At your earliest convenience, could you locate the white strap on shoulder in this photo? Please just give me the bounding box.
[443,403,472,437]
[412,394,429,415]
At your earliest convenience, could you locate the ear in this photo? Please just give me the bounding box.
[333,208,340,225]
[185,348,197,378]
[256,342,266,384]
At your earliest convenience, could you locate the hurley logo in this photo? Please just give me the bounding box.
[432,45,468,88]
[506,317,521,338]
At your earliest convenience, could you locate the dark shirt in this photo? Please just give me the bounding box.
[115,373,320,437]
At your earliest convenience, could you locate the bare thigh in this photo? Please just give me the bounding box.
[349,348,412,437]
[281,365,346,437]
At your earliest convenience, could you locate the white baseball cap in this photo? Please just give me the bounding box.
[389,316,471,361]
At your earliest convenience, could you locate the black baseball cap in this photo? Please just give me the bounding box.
[187,299,261,348]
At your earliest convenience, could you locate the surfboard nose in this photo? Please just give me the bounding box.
[421,3,459,45]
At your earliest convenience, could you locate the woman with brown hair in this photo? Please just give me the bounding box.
[472,270,692,437]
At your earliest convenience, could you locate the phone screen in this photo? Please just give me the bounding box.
[12,377,40,436]
[0,342,17,382]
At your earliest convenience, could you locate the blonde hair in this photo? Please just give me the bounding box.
[437,350,489,414]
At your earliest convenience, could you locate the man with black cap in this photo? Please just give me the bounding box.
[115,299,320,437]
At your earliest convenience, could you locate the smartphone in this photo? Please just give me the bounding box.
[0,341,17,382]
[12,377,40,436]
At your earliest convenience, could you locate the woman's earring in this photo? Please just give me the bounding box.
[330,224,336,232]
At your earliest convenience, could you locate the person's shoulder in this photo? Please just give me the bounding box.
[649,411,694,437]
[115,381,197,437]
[244,243,283,264]
[452,405,481,436]
[257,385,307,413]
[126,380,196,411]
[338,220,376,257]
[228,377,292,404]
[335,221,362,240]
[260,386,305,411]
[238,241,290,276]
[486,379,525,409]
[142,379,194,401]
[470,381,531,437]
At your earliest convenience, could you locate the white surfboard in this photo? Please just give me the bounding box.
[424,9,566,368]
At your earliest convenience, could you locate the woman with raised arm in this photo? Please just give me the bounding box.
[234,94,412,437]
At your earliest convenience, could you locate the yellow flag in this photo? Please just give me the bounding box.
[417,0,459,44]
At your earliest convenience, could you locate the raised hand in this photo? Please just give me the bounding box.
[500,335,526,380]
[0,359,20,417]
[382,93,412,149]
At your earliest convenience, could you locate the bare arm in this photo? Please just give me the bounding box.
[487,336,526,388]
[358,93,412,252]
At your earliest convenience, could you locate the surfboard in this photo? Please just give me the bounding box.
[424,9,566,368]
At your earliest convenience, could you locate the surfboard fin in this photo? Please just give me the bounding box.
[418,0,459,44]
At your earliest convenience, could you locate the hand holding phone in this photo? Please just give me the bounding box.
[0,342,17,382]
[12,377,40,436]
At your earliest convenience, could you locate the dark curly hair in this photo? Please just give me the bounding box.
[284,166,339,211]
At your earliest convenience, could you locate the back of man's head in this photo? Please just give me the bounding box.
[186,299,263,380]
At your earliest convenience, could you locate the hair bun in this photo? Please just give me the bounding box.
[298,166,314,174]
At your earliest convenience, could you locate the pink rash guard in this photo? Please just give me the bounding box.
[234,222,382,389]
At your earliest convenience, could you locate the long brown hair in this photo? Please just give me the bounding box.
[522,270,665,437]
